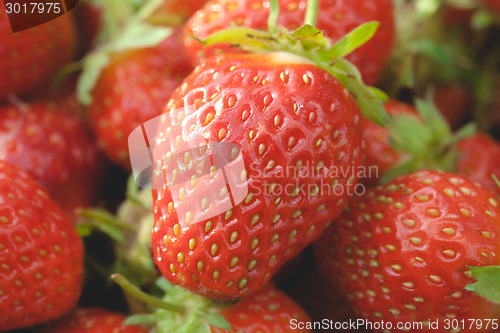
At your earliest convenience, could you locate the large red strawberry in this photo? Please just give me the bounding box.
[184,0,394,85]
[87,28,192,169]
[212,284,312,332]
[41,308,148,333]
[0,100,103,217]
[314,170,500,333]
[114,274,312,333]
[456,133,500,198]
[0,8,77,101]
[0,161,84,332]
[150,51,366,300]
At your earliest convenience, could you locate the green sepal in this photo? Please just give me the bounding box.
[291,25,328,49]
[77,53,110,106]
[327,21,379,58]
[465,266,500,304]
[203,27,276,50]
[76,208,135,243]
[203,312,232,330]
[388,113,431,155]
[471,10,494,31]
[124,313,158,325]
[493,175,500,189]
[331,58,389,126]
[415,98,452,143]
[381,158,421,184]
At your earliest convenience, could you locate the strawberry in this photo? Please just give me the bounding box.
[0,9,77,101]
[0,100,103,217]
[183,0,395,85]
[115,274,312,333]
[150,51,366,300]
[87,28,192,169]
[41,308,148,333]
[0,161,84,332]
[149,0,209,25]
[314,170,500,332]
[211,284,312,332]
[456,133,500,198]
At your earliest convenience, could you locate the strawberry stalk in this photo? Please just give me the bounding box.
[112,274,184,313]
[304,0,318,26]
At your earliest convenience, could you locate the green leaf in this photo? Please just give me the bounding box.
[465,266,500,303]
[416,38,453,67]
[113,22,172,52]
[368,86,389,102]
[415,98,452,143]
[388,113,432,154]
[291,24,328,48]
[203,312,232,330]
[328,21,379,58]
[203,27,275,51]
[330,58,389,127]
[77,52,110,105]
[124,313,157,325]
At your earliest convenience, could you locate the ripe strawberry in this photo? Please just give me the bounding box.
[88,28,192,169]
[0,161,84,332]
[0,9,77,101]
[0,101,103,217]
[149,0,209,24]
[314,170,500,332]
[211,284,312,332]
[184,0,395,85]
[362,100,418,186]
[41,308,148,333]
[151,51,364,300]
[456,133,500,198]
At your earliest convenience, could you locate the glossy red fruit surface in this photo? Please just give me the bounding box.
[152,51,364,300]
[315,170,500,333]
[184,0,394,85]
[0,101,103,217]
[212,284,312,332]
[89,29,192,169]
[0,10,77,101]
[0,162,84,332]
[457,132,500,198]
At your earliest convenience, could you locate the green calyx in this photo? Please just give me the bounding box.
[76,0,173,105]
[465,266,500,304]
[199,0,389,127]
[382,96,476,183]
[113,274,233,333]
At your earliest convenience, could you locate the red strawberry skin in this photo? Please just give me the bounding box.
[0,162,84,332]
[0,101,103,217]
[152,52,364,300]
[0,10,76,101]
[212,284,312,332]
[314,170,500,332]
[457,133,500,198]
[362,100,417,186]
[184,0,394,85]
[41,308,148,333]
[89,28,192,169]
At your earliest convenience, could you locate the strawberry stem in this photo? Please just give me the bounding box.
[304,0,319,26]
[267,0,279,34]
[111,273,185,313]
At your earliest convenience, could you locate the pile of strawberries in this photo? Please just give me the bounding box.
[1,0,500,332]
